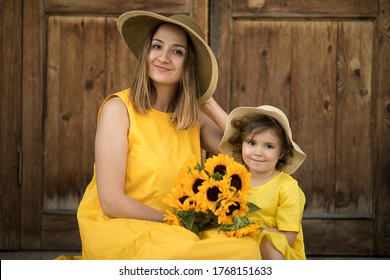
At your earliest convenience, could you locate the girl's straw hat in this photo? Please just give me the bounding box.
[117,10,218,103]
[219,105,306,174]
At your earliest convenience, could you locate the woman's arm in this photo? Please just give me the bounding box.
[95,97,164,222]
[199,97,228,155]
[199,96,228,132]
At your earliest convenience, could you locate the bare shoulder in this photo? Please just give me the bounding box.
[99,96,130,129]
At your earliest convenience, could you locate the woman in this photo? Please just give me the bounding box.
[58,10,260,260]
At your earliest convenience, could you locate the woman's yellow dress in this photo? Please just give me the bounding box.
[248,171,306,260]
[58,89,260,260]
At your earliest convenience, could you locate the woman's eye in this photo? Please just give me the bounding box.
[151,44,161,50]
[173,49,184,56]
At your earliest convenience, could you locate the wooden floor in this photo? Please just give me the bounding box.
[0,250,388,260]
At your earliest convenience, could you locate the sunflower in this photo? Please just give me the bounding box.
[204,154,233,177]
[163,153,261,237]
[162,183,196,211]
[225,160,252,195]
[214,194,249,224]
[197,177,231,212]
[225,224,260,238]
[163,210,181,226]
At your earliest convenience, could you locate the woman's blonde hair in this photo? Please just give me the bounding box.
[130,23,200,130]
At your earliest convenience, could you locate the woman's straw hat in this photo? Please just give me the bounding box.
[117,10,218,103]
[219,105,306,174]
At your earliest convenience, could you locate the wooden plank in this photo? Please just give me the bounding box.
[375,0,390,256]
[232,0,378,18]
[45,16,107,211]
[21,0,44,249]
[0,0,23,250]
[105,16,136,95]
[56,16,84,209]
[303,218,374,255]
[41,213,80,250]
[42,212,78,230]
[41,230,81,250]
[210,0,231,112]
[44,0,190,14]
[290,22,338,216]
[191,0,208,40]
[80,17,106,198]
[231,21,292,109]
[335,21,373,217]
[44,16,61,209]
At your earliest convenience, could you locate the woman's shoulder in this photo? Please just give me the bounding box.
[104,88,131,104]
[98,88,131,122]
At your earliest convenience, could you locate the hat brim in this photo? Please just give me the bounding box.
[117,11,218,103]
[219,105,306,174]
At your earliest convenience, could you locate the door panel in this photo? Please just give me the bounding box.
[210,0,388,256]
[0,0,23,250]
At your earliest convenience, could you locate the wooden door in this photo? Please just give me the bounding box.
[0,0,23,250]
[210,0,390,256]
[17,0,209,250]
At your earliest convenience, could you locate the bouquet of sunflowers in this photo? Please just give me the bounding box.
[163,154,260,238]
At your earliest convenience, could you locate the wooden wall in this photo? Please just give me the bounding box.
[1,0,389,257]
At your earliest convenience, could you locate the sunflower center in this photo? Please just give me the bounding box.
[192,178,204,194]
[213,164,227,175]
[230,174,242,191]
[206,186,221,202]
[227,203,240,215]
[179,195,189,204]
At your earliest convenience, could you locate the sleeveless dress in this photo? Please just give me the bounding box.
[247,171,306,259]
[59,89,260,260]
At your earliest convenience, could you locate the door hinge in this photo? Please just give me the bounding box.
[18,150,23,185]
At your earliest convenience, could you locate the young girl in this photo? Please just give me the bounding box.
[219,105,307,260]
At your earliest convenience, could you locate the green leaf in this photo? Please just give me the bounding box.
[247,202,261,214]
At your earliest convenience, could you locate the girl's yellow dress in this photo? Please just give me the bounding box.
[59,89,260,260]
[248,171,306,260]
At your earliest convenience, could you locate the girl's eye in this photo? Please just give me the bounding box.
[247,140,256,146]
[266,144,274,149]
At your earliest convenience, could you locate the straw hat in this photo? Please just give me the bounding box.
[219,105,306,174]
[117,10,218,104]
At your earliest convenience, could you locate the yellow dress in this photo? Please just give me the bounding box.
[248,171,306,260]
[59,89,260,260]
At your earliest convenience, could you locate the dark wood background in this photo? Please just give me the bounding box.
[1,0,389,257]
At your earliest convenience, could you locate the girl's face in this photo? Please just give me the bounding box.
[242,129,282,176]
[148,23,187,88]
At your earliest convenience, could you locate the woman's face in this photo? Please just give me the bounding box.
[148,23,187,88]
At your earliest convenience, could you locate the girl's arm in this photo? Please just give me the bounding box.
[262,228,298,246]
[95,98,164,222]
[199,97,228,155]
